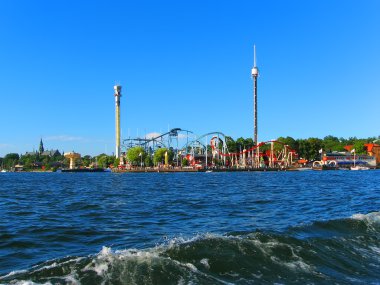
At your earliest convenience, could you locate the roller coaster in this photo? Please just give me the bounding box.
[122,128,297,169]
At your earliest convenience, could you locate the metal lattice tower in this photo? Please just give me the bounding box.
[114,85,122,158]
[251,45,259,146]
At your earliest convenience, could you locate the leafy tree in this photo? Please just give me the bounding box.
[345,137,358,146]
[144,155,153,167]
[4,153,19,168]
[307,137,324,160]
[323,135,344,152]
[236,137,246,151]
[153,148,173,165]
[82,155,92,167]
[97,154,115,168]
[182,157,189,167]
[42,156,51,167]
[274,137,298,153]
[126,147,146,166]
[225,136,236,153]
[352,141,366,154]
[19,153,37,169]
[113,158,120,167]
[244,138,254,149]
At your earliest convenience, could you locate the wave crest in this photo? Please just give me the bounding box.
[2,213,380,284]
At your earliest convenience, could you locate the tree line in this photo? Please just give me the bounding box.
[1,135,378,170]
[225,135,379,161]
[0,152,119,171]
[124,135,379,166]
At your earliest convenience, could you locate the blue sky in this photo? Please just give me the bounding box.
[1,0,379,156]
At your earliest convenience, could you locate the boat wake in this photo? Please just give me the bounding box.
[2,212,380,284]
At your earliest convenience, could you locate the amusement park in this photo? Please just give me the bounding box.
[112,46,378,172]
[119,128,299,171]
[112,46,302,172]
[1,46,378,173]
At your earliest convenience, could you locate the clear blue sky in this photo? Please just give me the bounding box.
[1,0,379,156]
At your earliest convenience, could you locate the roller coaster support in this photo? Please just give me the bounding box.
[270,141,274,168]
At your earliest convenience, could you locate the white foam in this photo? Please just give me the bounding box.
[99,246,112,256]
[0,270,27,279]
[369,246,380,254]
[184,263,198,272]
[8,281,52,285]
[93,262,109,276]
[200,258,210,269]
[63,274,81,285]
[351,213,367,220]
[351,211,380,226]
[83,245,166,278]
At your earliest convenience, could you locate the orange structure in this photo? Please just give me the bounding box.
[366,143,380,165]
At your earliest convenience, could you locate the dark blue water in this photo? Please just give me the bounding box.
[1,171,380,284]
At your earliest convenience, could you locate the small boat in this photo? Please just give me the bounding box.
[294,167,313,171]
[350,149,370,170]
[351,166,370,171]
[1,169,7,173]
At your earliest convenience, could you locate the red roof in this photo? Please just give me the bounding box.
[344,143,379,152]
[364,143,380,152]
[344,145,353,152]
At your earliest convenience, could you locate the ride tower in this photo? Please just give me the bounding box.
[251,45,259,147]
[114,85,122,159]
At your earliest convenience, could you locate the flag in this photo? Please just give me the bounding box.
[351,149,355,153]
[318,149,323,154]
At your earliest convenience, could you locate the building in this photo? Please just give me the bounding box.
[343,143,380,166]
[41,150,61,157]
[367,143,380,165]
[25,139,61,157]
[325,152,376,168]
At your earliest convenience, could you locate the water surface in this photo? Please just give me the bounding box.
[1,171,380,284]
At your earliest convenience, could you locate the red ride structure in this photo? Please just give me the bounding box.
[209,139,297,169]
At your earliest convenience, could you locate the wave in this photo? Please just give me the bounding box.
[2,212,380,284]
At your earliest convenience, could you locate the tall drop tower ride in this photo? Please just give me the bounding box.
[114,85,122,159]
[251,45,259,146]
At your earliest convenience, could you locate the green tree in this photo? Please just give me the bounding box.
[345,137,358,146]
[4,153,19,169]
[307,137,324,160]
[225,136,237,153]
[182,157,189,167]
[144,155,153,167]
[19,153,38,169]
[113,158,120,167]
[236,137,246,150]
[82,155,92,167]
[126,147,146,166]
[244,138,254,149]
[274,137,298,153]
[97,154,115,168]
[41,155,51,168]
[234,137,250,154]
[297,139,311,160]
[323,135,344,152]
[153,148,173,165]
[352,141,366,154]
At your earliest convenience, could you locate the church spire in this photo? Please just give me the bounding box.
[39,138,44,155]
